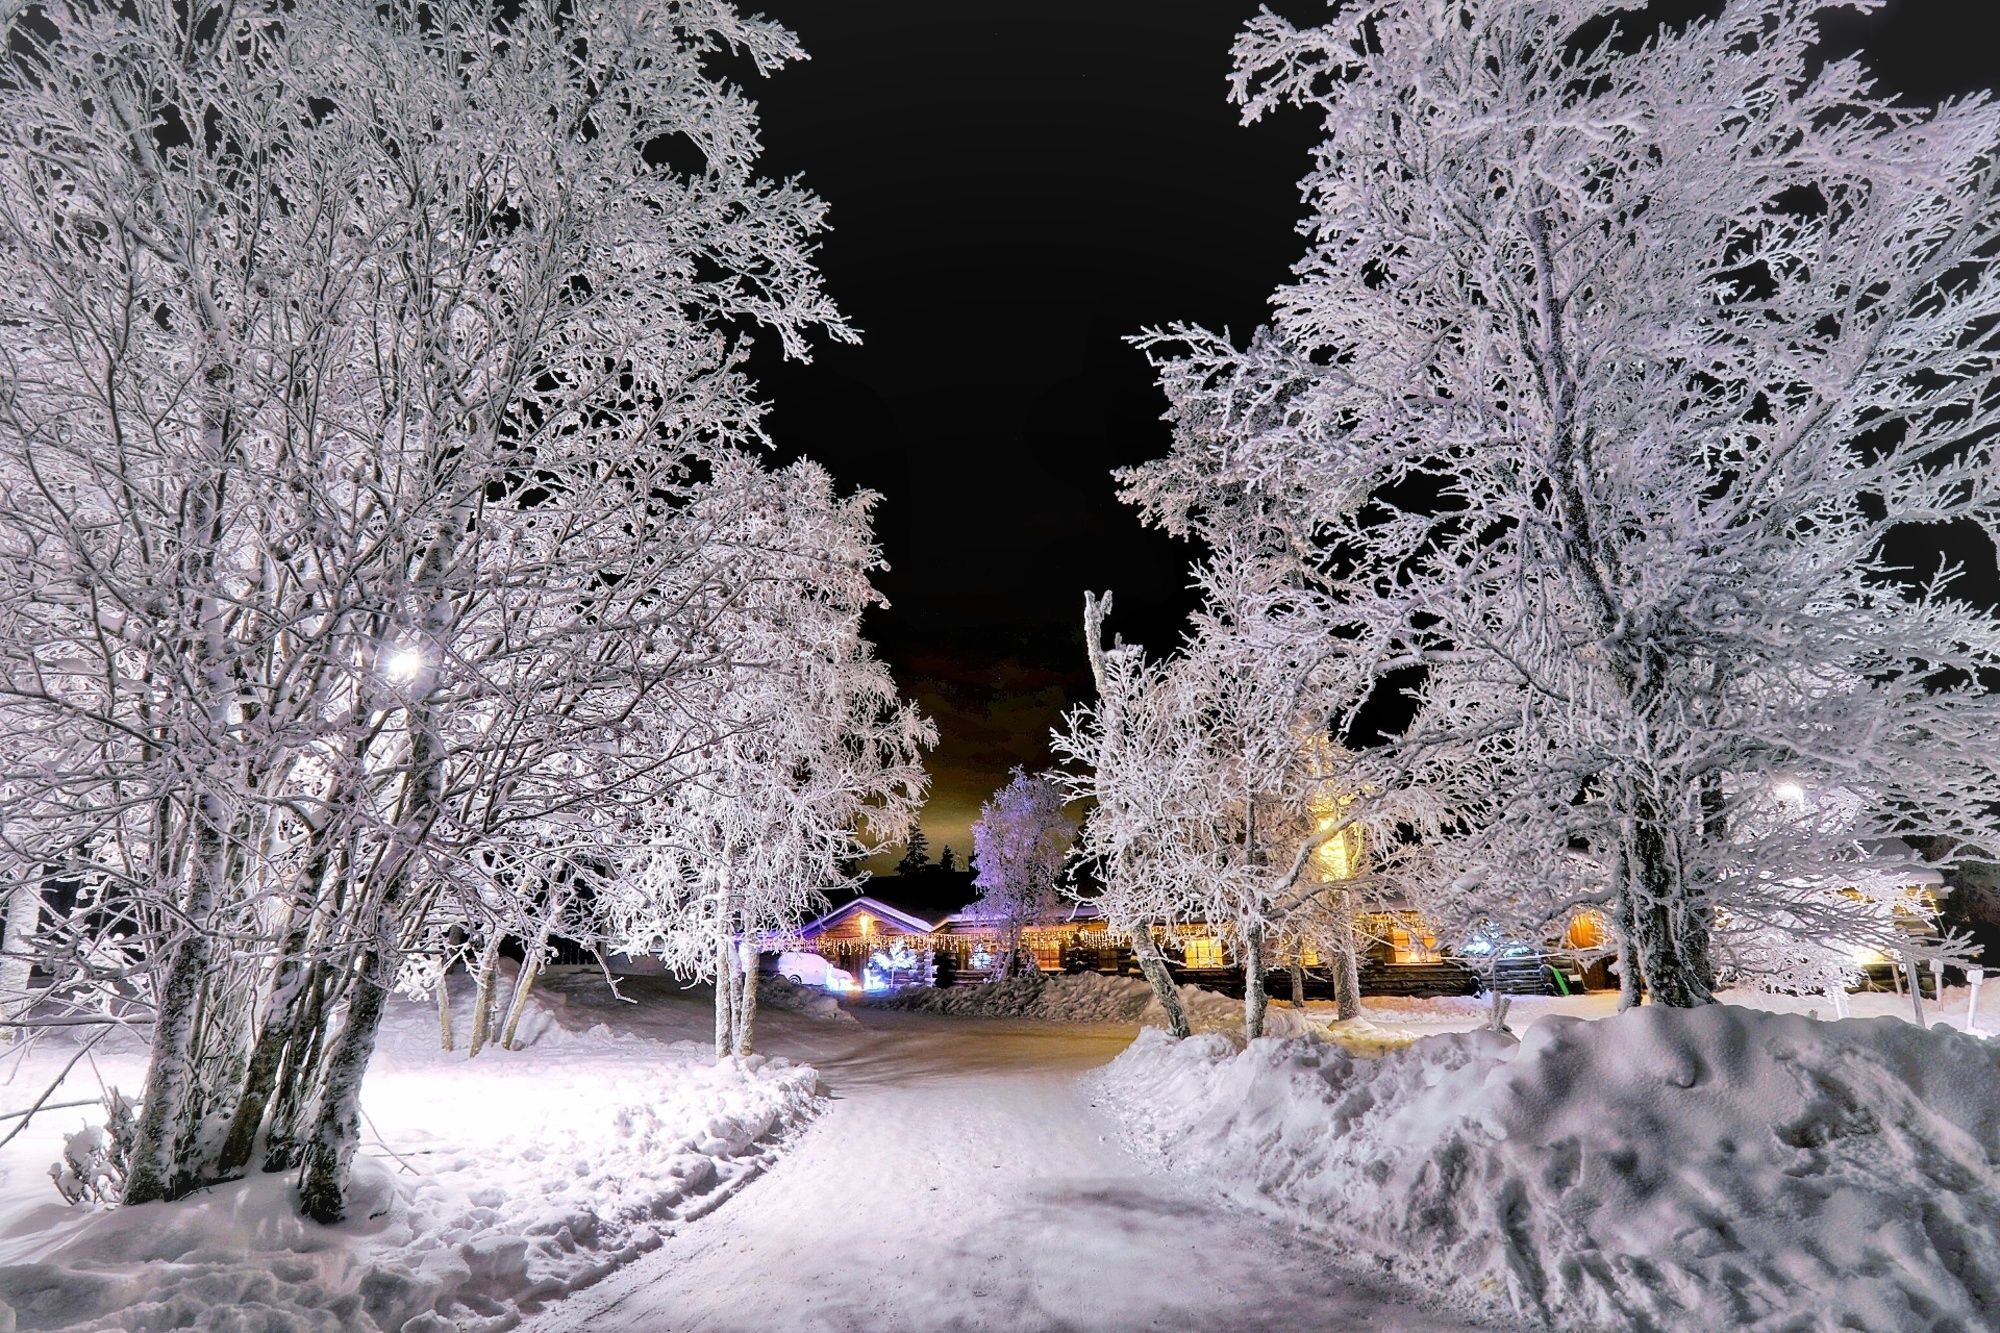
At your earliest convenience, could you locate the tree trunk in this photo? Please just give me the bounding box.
[215,880,333,1179]
[733,946,758,1057]
[296,946,390,1224]
[467,936,503,1059]
[1288,961,1306,1007]
[1333,892,1361,1021]
[437,967,454,1052]
[714,930,736,1061]
[1614,879,1643,1011]
[500,954,540,1052]
[1626,814,1714,1007]
[261,962,330,1174]
[216,959,307,1177]
[1242,922,1268,1041]
[1131,929,1189,1039]
[124,817,223,1205]
[0,877,42,1037]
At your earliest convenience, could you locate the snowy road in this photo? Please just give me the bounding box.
[524,1010,1488,1333]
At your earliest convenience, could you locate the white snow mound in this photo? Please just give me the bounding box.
[1094,1004,2000,1330]
[757,973,858,1024]
[0,1048,825,1332]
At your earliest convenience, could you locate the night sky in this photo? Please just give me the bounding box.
[742,0,2000,863]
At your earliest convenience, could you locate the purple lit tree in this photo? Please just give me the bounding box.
[968,768,1077,979]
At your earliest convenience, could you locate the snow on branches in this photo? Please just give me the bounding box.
[967,768,1077,979]
[599,458,932,1061]
[0,0,888,1221]
[1058,572,1399,1039]
[1129,0,2000,1004]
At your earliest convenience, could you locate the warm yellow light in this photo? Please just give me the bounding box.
[1184,936,1226,968]
[1565,910,1607,950]
[1309,797,1362,882]
[857,912,874,936]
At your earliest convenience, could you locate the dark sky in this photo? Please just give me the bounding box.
[741,0,2000,863]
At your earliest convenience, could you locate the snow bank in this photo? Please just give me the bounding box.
[871,971,1280,1032]
[0,1008,826,1332]
[1094,1005,2000,1330]
[757,973,857,1024]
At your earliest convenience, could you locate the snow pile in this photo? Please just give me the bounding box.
[0,1041,824,1332]
[873,971,1300,1033]
[757,973,857,1024]
[1309,1015,1427,1056]
[1095,1005,2000,1330]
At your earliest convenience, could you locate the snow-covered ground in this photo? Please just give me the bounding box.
[7,971,1993,1331]
[870,969,1274,1030]
[0,971,836,1332]
[525,1009,1493,1333]
[1298,981,1995,1054]
[1095,998,2000,1330]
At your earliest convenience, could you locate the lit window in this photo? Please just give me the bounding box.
[1389,922,1441,963]
[1564,911,1607,950]
[1184,937,1225,968]
[856,912,874,936]
[1031,942,1061,970]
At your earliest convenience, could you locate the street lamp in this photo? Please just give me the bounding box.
[383,646,427,685]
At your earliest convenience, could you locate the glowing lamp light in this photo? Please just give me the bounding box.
[1773,781,1806,804]
[384,647,427,684]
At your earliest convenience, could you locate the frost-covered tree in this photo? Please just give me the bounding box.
[1134,0,2000,1007]
[967,769,1077,978]
[602,459,932,1060]
[0,0,853,1219]
[1059,574,1392,1040]
[1058,594,1200,1037]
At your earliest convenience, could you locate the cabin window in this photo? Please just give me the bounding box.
[1031,941,1062,971]
[1298,947,1320,968]
[1388,922,1441,964]
[1564,910,1607,951]
[857,912,874,937]
[1183,936,1225,968]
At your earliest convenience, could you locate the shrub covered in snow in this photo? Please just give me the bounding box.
[757,973,857,1024]
[1095,1005,2000,1329]
[872,971,1296,1034]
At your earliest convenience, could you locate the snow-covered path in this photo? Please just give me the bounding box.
[525,1010,1485,1333]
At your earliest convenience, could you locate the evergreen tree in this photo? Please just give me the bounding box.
[897,823,931,875]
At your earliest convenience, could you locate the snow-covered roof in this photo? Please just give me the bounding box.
[797,895,947,937]
[796,890,1106,939]
[941,898,1104,928]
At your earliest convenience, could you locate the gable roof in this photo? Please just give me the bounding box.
[846,872,982,919]
[797,894,945,938]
